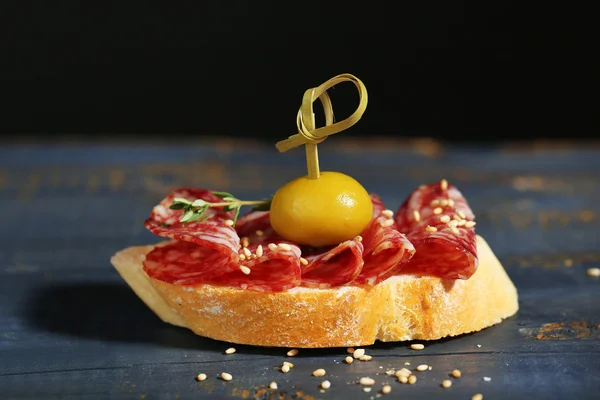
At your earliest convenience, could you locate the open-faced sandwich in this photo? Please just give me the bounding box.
[111,74,518,348]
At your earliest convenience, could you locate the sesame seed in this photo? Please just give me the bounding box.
[433,207,443,215]
[465,221,476,228]
[241,237,250,248]
[483,377,491,382]
[225,347,236,354]
[224,219,234,227]
[442,379,452,388]
[451,369,462,378]
[278,243,292,251]
[448,199,455,207]
[196,373,207,381]
[251,254,257,259]
[287,349,299,357]
[457,210,466,219]
[345,356,354,364]
[382,385,392,394]
[440,215,451,223]
[448,219,459,227]
[256,245,263,257]
[359,355,373,361]
[353,348,366,358]
[451,226,460,235]
[283,361,294,368]
[413,210,421,222]
[268,243,277,251]
[410,343,425,350]
[458,219,467,226]
[472,394,483,400]
[385,369,396,376]
[281,364,290,373]
[240,266,251,275]
[359,377,375,386]
[239,254,246,261]
[381,209,394,218]
[256,230,264,236]
[381,219,394,228]
[363,387,372,393]
[587,268,600,277]
[221,372,232,381]
[430,199,440,207]
[243,247,252,257]
[312,369,326,377]
[269,381,278,389]
[440,179,448,190]
[416,364,428,372]
[396,368,411,377]
[429,366,433,370]
[355,235,363,242]
[398,375,408,384]
[440,199,449,207]
[425,225,438,232]
[320,380,331,389]
[408,375,417,384]
[453,214,462,221]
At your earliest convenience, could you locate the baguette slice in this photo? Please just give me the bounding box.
[111,235,518,348]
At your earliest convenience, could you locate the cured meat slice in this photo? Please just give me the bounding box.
[300,239,364,288]
[355,194,415,284]
[216,243,302,292]
[395,182,478,279]
[144,189,239,257]
[143,241,238,284]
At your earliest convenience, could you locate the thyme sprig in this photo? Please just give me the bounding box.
[169,191,271,225]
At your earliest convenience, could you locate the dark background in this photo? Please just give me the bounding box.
[1,2,597,142]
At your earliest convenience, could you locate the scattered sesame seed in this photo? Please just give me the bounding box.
[453,214,462,221]
[359,377,375,386]
[347,347,355,354]
[416,364,428,372]
[483,377,491,382]
[440,215,451,223]
[363,387,372,393]
[256,230,264,236]
[243,247,252,257]
[239,254,246,261]
[196,373,207,381]
[396,368,412,377]
[425,226,438,232]
[458,219,467,226]
[451,369,462,378]
[433,207,443,215]
[345,356,354,364]
[256,245,263,257]
[283,361,294,369]
[448,220,459,228]
[269,381,278,389]
[431,199,440,207]
[428,366,433,370]
[442,380,452,388]
[278,243,292,251]
[381,385,392,394]
[287,349,299,357]
[312,369,326,377]
[221,372,232,381]
[353,349,366,358]
[465,221,476,228]
[385,369,396,376]
[405,362,411,365]
[408,375,417,384]
[381,219,394,228]
[457,210,466,219]
[587,268,600,277]
[472,394,483,400]
[225,347,236,354]
[224,219,234,227]
[410,343,425,350]
[440,199,449,207]
[359,355,373,361]
[381,209,394,218]
[451,226,460,235]
[241,237,250,248]
[281,364,290,373]
[268,243,278,251]
[355,235,363,242]
[448,199,455,207]
[240,266,251,275]
[413,210,421,222]
[321,380,331,389]
[300,257,309,265]
[477,344,482,348]
[398,376,408,384]
[440,179,448,190]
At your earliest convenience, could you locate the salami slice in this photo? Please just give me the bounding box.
[355,195,415,284]
[395,182,478,279]
[300,239,364,288]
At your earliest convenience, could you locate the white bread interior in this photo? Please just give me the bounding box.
[110,235,518,348]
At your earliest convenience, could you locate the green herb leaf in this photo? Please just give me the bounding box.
[233,206,241,224]
[185,212,204,223]
[169,203,186,210]
[191,199,208,208]
[212,191,238,200]
[180,209,197,223]
[173,197,192,205]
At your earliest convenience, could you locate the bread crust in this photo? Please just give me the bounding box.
[111,235,518,348]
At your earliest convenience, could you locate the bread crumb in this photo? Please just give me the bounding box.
[472,394,483,400]
[269,382,277,389]
[353,348,366,358]
[483,377,491,382]
[442,380,452,388]
[312,368,326,377]
[359,377,375,386]
[410,344,425,350]
[196,373,207,381]
[286,349,299,357]
[221,372,232,381]
[320,380,331,389]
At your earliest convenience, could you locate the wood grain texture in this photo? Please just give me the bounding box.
[0,137,599,399]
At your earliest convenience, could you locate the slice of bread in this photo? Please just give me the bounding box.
[111,235,518,348]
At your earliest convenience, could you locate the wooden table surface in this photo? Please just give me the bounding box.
[1,136,599,400]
